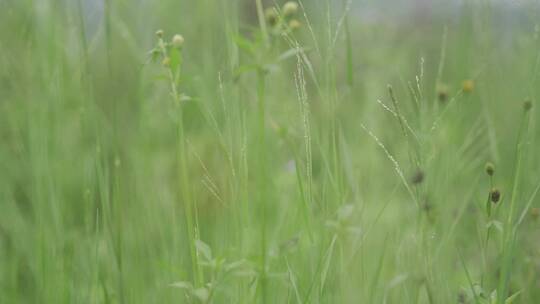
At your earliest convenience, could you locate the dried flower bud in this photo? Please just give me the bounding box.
[485,162,495,176]
[265,8,278,26]
[411,169,425,185]
[162,57,171,67]
[172,34,184,48]
[490,188,501,203]
[462,80,474,93]
[155,29,164,38]
[530,207,540,219]
[437,84,449,103]
[283,2,299,17]
[523,99,532,112]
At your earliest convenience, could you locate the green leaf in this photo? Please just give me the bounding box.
[277,47,310,62]
[490,290,497,304]
[337,204,354,222]
[195,239,212,261]
[169,281,193,290]
[224,259,246,272]
[505,290,523,304]
[486,220,503,233]
[233,34,256,55]
[233,64,258,78]
[193,287,209,302]
[179,94,192,102]
[320,235,337,294]
[148,48,160,63]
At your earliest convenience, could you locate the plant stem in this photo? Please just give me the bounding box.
[256,69,268,304]
[255,0,269,47]
[497,109,531,302]
[159,39,203,287]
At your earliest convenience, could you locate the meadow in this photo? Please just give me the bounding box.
[1,0,540,303]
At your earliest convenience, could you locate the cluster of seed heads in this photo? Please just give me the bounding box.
[484,162,501,204]
[436,79,476,103]
[152,29,185,67]
[265,1,302,34]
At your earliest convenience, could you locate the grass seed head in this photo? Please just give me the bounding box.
[172,34,184,48]
[283,2,299,17]
[485,162,495,176]
[155,29,164,38]
[462,80,474,93]
[490,188,501,203]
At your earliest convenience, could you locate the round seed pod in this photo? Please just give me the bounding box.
[289,19,302,31]
[485,162,495,176]
[265,8,278,26]
[283,2,299,17]
[172,34,184,48]
[490,188,501,203]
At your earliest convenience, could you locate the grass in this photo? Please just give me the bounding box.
[1,0,540,303]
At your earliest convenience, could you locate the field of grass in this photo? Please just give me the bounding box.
[1,0,540,303]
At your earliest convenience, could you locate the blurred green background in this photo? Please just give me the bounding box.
[1,0,540,303]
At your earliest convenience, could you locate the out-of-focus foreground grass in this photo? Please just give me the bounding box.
[1,0,540,303]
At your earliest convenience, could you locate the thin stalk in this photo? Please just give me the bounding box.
[158,40,203,287]
[256,69,268,304]
[176,106,203,287]
[481,175,494,287]
[255,0,269,47]
[343,0,354,87]
[497,108,531,302]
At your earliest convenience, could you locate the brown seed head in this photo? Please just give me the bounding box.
[265,8,278,26]
[437,84,449,103]
[490,188,501,203]
[523,99,532,112]
[485,162,495,176]
[411,169,425,185]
